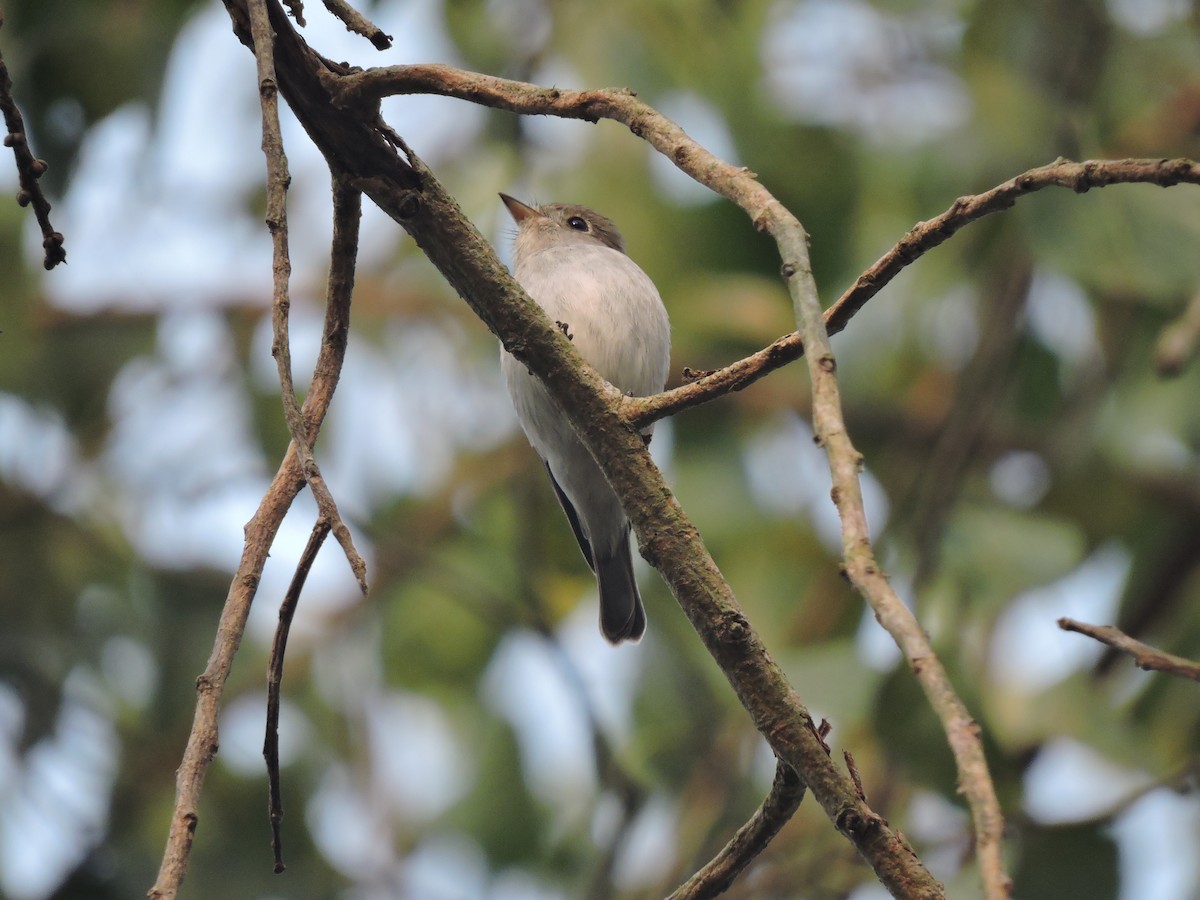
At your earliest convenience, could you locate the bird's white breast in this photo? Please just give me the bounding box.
[513,241,670,397]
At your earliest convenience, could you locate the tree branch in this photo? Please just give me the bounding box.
[0,11,66,270]
[326,64,1200,447]
[770,146,1013,900]
[248,0,368,595]
[824,157,1200,338]
[1059,618,1200,682]
[149,171,363,900]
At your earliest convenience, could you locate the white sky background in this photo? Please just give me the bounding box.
[2,0,1198,897]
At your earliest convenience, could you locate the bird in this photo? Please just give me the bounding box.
[499,193,671,643]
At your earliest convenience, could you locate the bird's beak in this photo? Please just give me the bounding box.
[499,193,543,224]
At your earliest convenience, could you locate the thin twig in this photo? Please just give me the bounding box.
[248,0,369,595]
[1059,618,1200,682]
[633,156,1200,428]
[149,168,363,899]
[320,0,392,50]
[825,157,1199,337]
[265,517,331,873]
[667,760,805,900]
[0,12,65,269]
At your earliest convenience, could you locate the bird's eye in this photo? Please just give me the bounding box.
[566,216,589,232]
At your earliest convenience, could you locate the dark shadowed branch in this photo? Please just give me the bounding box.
[0,12,66,270]
[265,517,332,873]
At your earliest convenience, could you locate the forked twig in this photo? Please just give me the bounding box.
[149,154,364,898]
[247,0,369,595]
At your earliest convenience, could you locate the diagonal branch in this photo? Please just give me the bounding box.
[248,0,368,595]
[150,171,363,900]
[1059,618,1200,682]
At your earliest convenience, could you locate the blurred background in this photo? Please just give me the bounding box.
[2,0,1200,897]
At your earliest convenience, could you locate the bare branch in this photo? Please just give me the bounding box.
[329,66,1199,446]
[0,12,66,270]
[824,157,1200,339]
[772,150,1010,900]
[635,157,1200,426]
[149,165,364,898]
[668,760,805,900]
[1059,618,1200,682]
[249,0,368,594]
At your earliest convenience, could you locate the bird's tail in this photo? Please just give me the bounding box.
[596,530,646,644]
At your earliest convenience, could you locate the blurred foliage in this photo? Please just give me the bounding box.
[2,0,1200,897]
